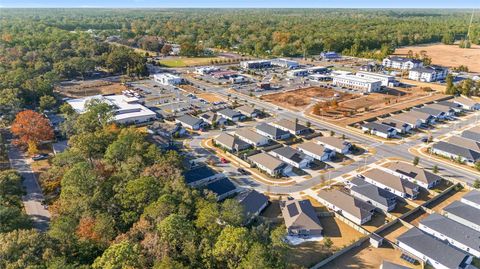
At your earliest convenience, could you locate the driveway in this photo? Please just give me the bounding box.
[8,146,50,231]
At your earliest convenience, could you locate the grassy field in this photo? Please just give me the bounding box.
[159,57,225,67]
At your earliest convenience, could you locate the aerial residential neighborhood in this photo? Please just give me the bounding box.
[1,4,480,269]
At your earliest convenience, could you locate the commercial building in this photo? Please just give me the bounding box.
[356,71,397,87]
[153,73,184,85]
[235,128,269,147]
[296,141,335,162]
[269,146,313,169]
[382,56,423,70]
[348,178,397,212]
[333,75,382,92]
[194,66,219,75]
[240,60,271,69]
[408,65,448,82]
[362,169,419,199]
[280,199,323,237]
[287,69,309,77]
[320,51,341,60]
[67,95,156,125]
[255,123,291,140]
[271,58,299,69]
[248,152,291,177]
[317,189,375,225]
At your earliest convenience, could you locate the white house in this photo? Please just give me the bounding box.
[361,121,397,138]
[382,56,423,70]
[453,96,480,111]
[248,152,291,177]
[269,146,312,169]
[362,169,419,200]
[388,113,422,129]
[194,66,219,75]
[315,136,352,155]
[235,128,269,147]
[255,123,291,140]
[348,178,397,212]
[431,141,480,166]
[382,162,441,189]
[153,73,183,85]
[317,189,375,225]
[356,71,397,87]
[175,114,204,130]
[296,141,335,162]
[443,201,480,232]
[333,75,382,92]
[217,108,245,122]
[408,65,448,82]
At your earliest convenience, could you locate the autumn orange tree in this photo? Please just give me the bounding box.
[11,110,54,154]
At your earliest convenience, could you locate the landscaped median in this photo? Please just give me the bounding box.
[201,138,298,186]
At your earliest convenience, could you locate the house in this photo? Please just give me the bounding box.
[317,189,375,225]
[272,119,310,135]
[419,213,480,258]
[333,75,382,93]
[396,227,472,269]
[204,178,238,201]
[67,95,157,125]
[388,113,423,129]
[198,111,227,126]
[148,121,186,137]
[269,146,313,169]
[236,105,260,118]
[235,129,269,147]
[383,162,441,189]
[296,141,335,162]
[380,261,412,269]
[431,141,480,165]
[175,114,204,130]
[380,118,412,134]
[214,133,251,152]
[271,58,299,69]
[320,51,341,60]
[361,122,398,138]
[280,199,323,237]
[408,65,448,82]
[153,73,183,85]
[436,101,463,113]
[315,136,352,154]
[248,152,291,177]
[461,190,480,210]
[216,108,245,122]
[453,96,480,110]
[355,71,397,87]
[462,126,480,142]
[184,165,224,187]
[240,60,271,69]
[236,189,269,223]
[382,56,423,70]
[255,123,291,140]
[348,178,397,212]
[362,169,419,199]
[403,110,435,125]
[415,107,447,120]
[448,136,480,153]
[443,201,480,232]
[287,69,309,77]
[423,103,455,117]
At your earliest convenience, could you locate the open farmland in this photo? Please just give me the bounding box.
[395,43,480,72]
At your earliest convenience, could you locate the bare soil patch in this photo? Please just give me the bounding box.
[197,93,225,103]
[57,80,126,98]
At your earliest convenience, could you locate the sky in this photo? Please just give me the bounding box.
[0,0,479,8]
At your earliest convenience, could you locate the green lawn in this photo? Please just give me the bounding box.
[159,57,227,67]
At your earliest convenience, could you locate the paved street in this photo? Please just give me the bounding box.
[8,146,50,231]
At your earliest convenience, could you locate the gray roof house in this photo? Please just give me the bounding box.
[269,146,313,169]
[437,100,463,113]
[396,227,472,269]
[361,121,397,138]
[419,213,480,258]
[272,119,310,135]
[280,199,323,237]
[443,201,480,232]
[248,152,290,177]
[383,161,441,189]
[296,141,335,162]
[236,189,269,223]
[362,169,419,199]
[425,103,455,115]
[380,261,412,269]
[448,136,480,152]
[317,189,375,225]
[236,105,260,118]
[415,107,446,119]
[462,126,480,142]
[403,110,435,124]
[175,114,204,130]
[453,96,480,110]
[214,133,251,152]
[217,108,245,122]
[198,111,227,125]
[389,113,422,129]
[349,178,397,212]
[315,136,352,154]
[204,178,238,201]
[255,123,291,140]
[380,118,412,134]
[184,165,224,187]
[461,190,480,210]
[431,141,480,165]
[235,128,269,147]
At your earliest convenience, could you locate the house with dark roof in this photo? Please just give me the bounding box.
[271,119,310,135]
[383,161,441,189]
[362,169,419,199]
[419,213,480,258]
[315,136,352,154]
[361,121,397,138]
[296,141,335,161]
[415,105,450,120]
[461,190,480,210]
[396,227,472,269]
[175,114,204,130]
[382,56,423,70]
[236,105,261,118]
[403,110,435,125]
[235,128,269,147]
[408,65,448,82]
[453,96,480,111]
[255,123,291,140]
[236,189,269,224]
[389,113,422,129]
[269,146,313,169]
[317,189,375,225]
[214,133,251,152]
[437,100,463,113]
[444,200,480,232]
[348,178,397,212]
[461,126,480,142]
[204,178,238,201]
[380,118,412,134]
[448,136,480,153]
[216,108,245,122]
[184,165,224,187]
[380,261,412,269]
[431,141,480,165]
[247,152,291,177]
[280,199,323,237]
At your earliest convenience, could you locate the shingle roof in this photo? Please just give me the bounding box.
[217,108,242,118]
[271,146,307,164]
[380,118,409,130]
[437,100,462,110]
[443,200,480,226]
[388,113,420,125]
[420,213,480,254]
[462,190,480,207]
[453,96,479,107]
[424,103,453,114]
[349,178,397,208]
[235,128,268,144]
[396,227,470,269]
[315,136,351,150]
[410,65,447,74]
[462,130,480,142]
[214,133,250,150]
[255,123,289,138]
[448,136,480,152]
[363,169,418,197]
[415,107,444,117]
[176,114,203,126]
[297,141,331,157]
[317,189,375,221]
[198,111,216,121]
[236,189,269,219]
[184,165,219,184]
[403,110,432,121]
[433,141,480,161]
[381,261,412,269]
[274,119,308,132]
[362,121,396,134]
[236,105,259,115]
[384,162,442,186]
[205,178,236,197]
[280,199,323,233]
[248,152,285,171]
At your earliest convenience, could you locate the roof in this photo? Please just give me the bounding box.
[363,169,418,196]
[415,107,444,117]
[448,136,480,152]
[248,152,285,171]
[205,178,236,198]
[236,190,269,219]
[410,65,447,74]
[433,141,480,161]
[217,108,242,118]
[381,118,409,130]
[255,123,289,138]
[386,56,422,64]
[335,74,382,83]
[462,190,480,207]
[443,200,480,226]
[362,121,396,133]
[235,128,267,144]
[396,227,470,269]
[381,261,412,269]
[280,199,323,232]
[437,100,462,109]
[176,114,203,127]
[420,213,480,253]
[315,136,351,150]
[349,178,397,208]
[271,146,308,164]
[424,103,453,114]
[356,71,394,79]
[384,162,442,185]
[198,111,216,121]
[403,110,432,121]
[215,133,250,150]
[183,165,219,184]
[297,141,331,157]
[236,105,259,115]
[274,119,309,133]
[388,113,420,125]
[317,189,375,221]
[462,130,480,142]
[453,96,479,107]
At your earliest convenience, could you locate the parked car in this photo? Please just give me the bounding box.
[32,154,49,161]
[220,157,229,164]
[237,168,250,175]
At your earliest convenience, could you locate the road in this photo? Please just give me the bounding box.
[8,146,50,231]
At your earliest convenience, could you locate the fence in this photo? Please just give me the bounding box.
[334,212,370,236]
[310,236,370,269]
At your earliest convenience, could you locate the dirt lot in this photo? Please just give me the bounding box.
[327,241,421,269]
[395,43,480,73]
[426,187,467,213]
[320,216,364,248]
[377,221,410,243]
[179,84,201,94]
[197,93,226,103]
[57,80,126,98]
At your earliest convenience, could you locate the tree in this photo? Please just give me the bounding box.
[39,95,56,112]
[0,88,23,120]
[413,156,420,166]
[473,179,480,189]
[323,237,333,248]
[432,165,439,174]
[475,161,480,172]
[213,226,252,269]
[445,74,456,95]
[92,241,144,269]
[11,110,54,152]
